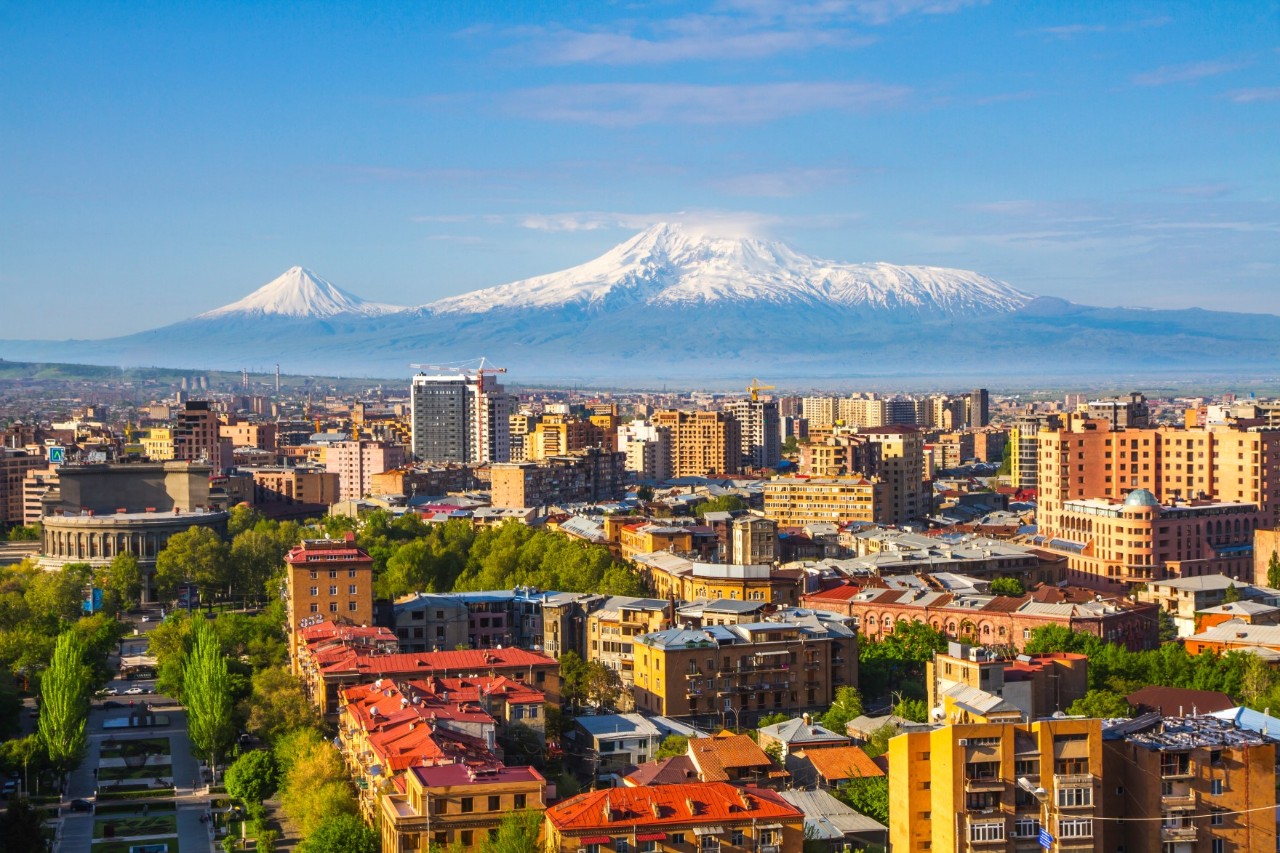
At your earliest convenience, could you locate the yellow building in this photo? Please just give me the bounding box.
[651,410,742,477]
[763,476,889,526]
[619,522,693,562]
[142,428,175,461]
[380,763,547,852]
[585,596,671,704]
[632,551,801,606]
[889,716,1104,853]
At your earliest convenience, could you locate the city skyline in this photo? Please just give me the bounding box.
[3,1,1278,339]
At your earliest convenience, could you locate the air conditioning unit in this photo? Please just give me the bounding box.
[958,738,970,746]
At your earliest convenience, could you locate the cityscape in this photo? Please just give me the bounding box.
[4,3,1280,853]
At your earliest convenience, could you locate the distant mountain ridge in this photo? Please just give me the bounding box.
[0,225,1277,380]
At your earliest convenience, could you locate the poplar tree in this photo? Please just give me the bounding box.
[38,630,90,777]
[185,619,234,781]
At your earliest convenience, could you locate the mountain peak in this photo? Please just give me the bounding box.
[197,267,406,319]
[424,225,1034,317]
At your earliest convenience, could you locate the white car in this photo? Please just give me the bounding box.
[101,687,119,696]
[124,687,145,695]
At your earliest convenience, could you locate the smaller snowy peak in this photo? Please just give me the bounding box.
[197,267,406,319]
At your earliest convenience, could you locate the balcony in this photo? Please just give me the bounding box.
[1054,774,1092,788]
[1160,826,1197,843]
[1160,793,1196,809]
[685,670,702,679]
[965,776,1005,793]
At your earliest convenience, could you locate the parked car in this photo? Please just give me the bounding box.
[101,687,119,696]
[70,798,94,813]
[2,780,17,797]
[124,687,145,695]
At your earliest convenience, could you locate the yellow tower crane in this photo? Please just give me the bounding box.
[746,379,775,402]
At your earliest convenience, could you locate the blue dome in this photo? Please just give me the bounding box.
[1123,489,1161,508]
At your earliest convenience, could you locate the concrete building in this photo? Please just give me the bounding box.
[763,477,889,527]
[889,715,1104,853]
[324,439,406,501]
[380,763,547,853]
[244,466,340,506]
[731,514,777,566]
[1136,574,1280,637]
[410,369,513,464]
[489,448,626,509]
[585,596,672,701]
[391,588,558,653]
[629,610,858,728]
[651,410,741,478]
[927,642,1089,722]
[1009,412,1062,491]
[284,534,375,632]
[218,419,278,452]
[859,425,927,524]
[724,398,781,469]
[633,552,802,606]
[797,435,882,479]
[617,419,672,481]
[1083,392,1150,429]
[968,388,991,428]
[0,448,47,526]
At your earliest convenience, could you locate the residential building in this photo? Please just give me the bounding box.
[888,715,1104,853]
[617,419,672,481]
[724,398,781,469]
[391,588,558,653]
[244,466,340,506]
[367,465,480,500]
[543,783,805,853]
[777,789,888,853]
[409,369,513,464]
[1136,574,1280,637]
[325,439,406,501]
[927,642,1089,722]
[284,533,375,633]
[730,514,776,566]
[786,745,882,791]
[1082,392,1150,429]
[489,448,626,509]
[688,732,787,788]
[859,425,926,524]
[651,410,741,477]
[629,610,858,728]
[0,448,46,525]
[172,401,226,466]
[1009,412,1061,491]
[380,763,547,853]
[572,713,664,784]
[797,435,882,479]
[1101,714,1277,853]
[968,389,991,428]
[219,419,278,452]
[524,414,613,461]
[763,477,889,527]
[802,584,1158,651]
[633,552,802,606]
[585,597,672,701]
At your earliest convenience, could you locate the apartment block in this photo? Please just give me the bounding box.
[633,552,801,606]
[763,477,890,526]
[410,369,513,464]
[859,425,927,524]
[244,466,340,506]
[927,642,1089,722]
[324,439,407,501]
[652,410,742,477]
[380,764,547,853]
[797,435,882,478]
[585,596,672,702]
[889,716,1104,853]
[724,399,781,469]
[218,419,278,452]
[284,534,375,633]
[617,420,672,481]
[629,611,858,728]
[489,448,626,509]
[0,448,47,525]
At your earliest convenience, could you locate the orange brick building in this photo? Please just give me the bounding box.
[284,533,375,633]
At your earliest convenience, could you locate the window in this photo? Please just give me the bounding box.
[329,585,337,596]
[1211,809,1224,826]
[460,831,473,847]
[731,831,744,846]
[348,601,357,612]
[488,795,500,811]
[969,822,1005,842]
[698,837,715,852]
[309,571,317,579]
[671,834,685,846]
[309,603,318,613]
[460,797,473,813]
[348,569,356,578]
[1058,819,1093,839]
[1211,841,1224,853]
[1057,787,1092,808]
[1014,818,1040,839]
[309,586,318,596]
[329,602,338,613]
[514,793,526,809]
[329,570,337,579]
[1211,779,1223,795]
[349,584,357,595]
[615,841,630,853]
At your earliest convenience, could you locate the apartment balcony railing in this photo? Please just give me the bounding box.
[1053,774,1093,788]
[965,776,1005,793]
[1160,826,1197,843]
[1160,793,1196,809]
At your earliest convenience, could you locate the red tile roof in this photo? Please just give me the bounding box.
[547,783,802,832]
[796,746,885,782]
[688,734,777,782]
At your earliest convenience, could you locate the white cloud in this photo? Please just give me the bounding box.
[1132,60,1246,87]
[505,81,909,126]
[1227,87,1280,103]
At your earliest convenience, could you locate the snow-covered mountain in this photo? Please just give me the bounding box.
[425,223,1033,318]
[197,266,405,319]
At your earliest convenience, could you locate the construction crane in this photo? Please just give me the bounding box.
[746,378,775,403]
[409,357,507,392]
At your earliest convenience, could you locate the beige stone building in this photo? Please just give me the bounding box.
[651,410,741,477]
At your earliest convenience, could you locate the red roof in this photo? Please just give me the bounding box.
[412,763,544,787]
[547,783,801,832]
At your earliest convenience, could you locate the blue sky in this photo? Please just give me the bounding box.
[2,1,1278,338]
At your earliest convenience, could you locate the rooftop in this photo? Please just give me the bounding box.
[546,782,801,832]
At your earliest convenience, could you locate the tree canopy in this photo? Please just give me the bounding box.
[226,749,281,804]
[297,813,378,853]
[820,686,865,735]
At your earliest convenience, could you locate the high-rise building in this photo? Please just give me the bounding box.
[859,425,926,524]
[324,440,406,501]
[1010,413,1062,491]
[724,399,781,469]
[802,396,839,427]
[617,420,672,481]
[651,410,741,477]
[284,533,374,632]
[409,369,513,464]
[172,401,224,465]
[968,388,990,428]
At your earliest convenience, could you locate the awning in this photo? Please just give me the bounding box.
[636,833,667,842]
[580,837,613,845]
[693,826,725,836]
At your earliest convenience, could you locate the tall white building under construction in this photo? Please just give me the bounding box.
[409,366,513,464]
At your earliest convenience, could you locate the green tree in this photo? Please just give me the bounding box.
[1269,551,1280,590]
[583,660,624,709]
[820,686,865,735]
[1066,689,1132,719]
[240,666,318,744]
[892,697,928,723]
[1157,609,1178,643]
[98,552,142,615]
[226,749,281,804]
[38,630,90,775]
[1223,583,1241,604]
[25,563,93,625]
[154,526,230,601]
[278,732,356,835]
[989,577,1025,597]
[297,813,378,853]
[781,436,800,455]
[655,735,689,759]
[558,652,588,711]
[757,712,790,729]
[996,440,1013,477]
[476,810,543,853]
[6,523,40,542]
[0,796,49,851]
[693,495,749,517]
[837,775,889,824]
[230,530,285,604]
[227,505,265,538]
[858,620,947,701]
[861,723,900,759]
[186,619,235,780]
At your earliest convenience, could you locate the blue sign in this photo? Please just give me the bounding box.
[1038,828,1053,849]
[48,446,65,465]
[83,588,103,614]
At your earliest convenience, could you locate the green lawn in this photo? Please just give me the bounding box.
[93,814,178,839]
[91,837,180,853]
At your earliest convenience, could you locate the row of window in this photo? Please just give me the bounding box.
[309,585,359,596]
[308,569,360,579]
[309,602,358,613]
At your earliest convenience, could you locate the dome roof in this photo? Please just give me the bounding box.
[1123,489,1161,509]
